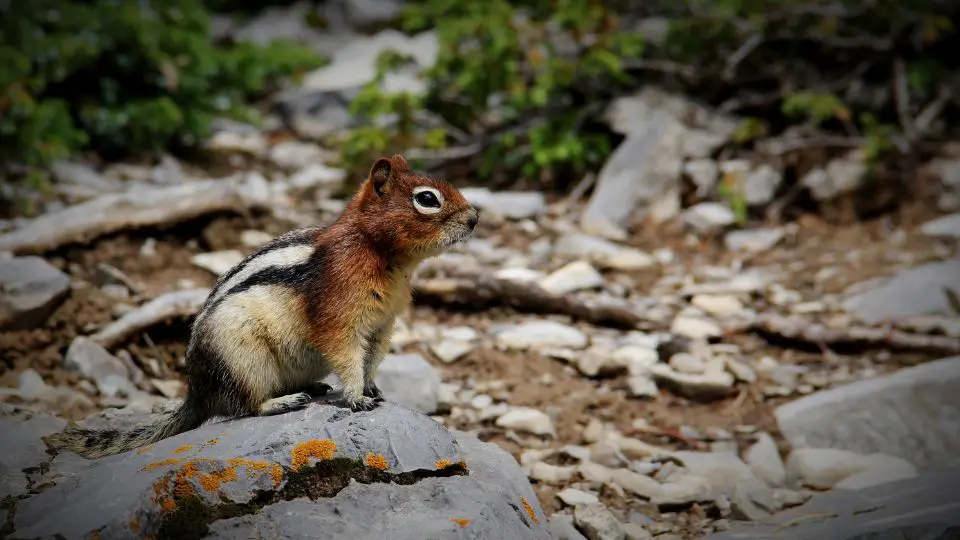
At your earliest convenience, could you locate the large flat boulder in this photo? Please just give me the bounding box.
[841,258,960,324]
[701,465,960,540]
[9,399,549,540]
[775,356,960,470]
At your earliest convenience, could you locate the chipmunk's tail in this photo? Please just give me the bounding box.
[43,400,206,460]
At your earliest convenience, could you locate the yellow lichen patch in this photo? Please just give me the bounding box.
[520,496,539,525]
[291,439,337,471]
[128,517,139,532]
[197,465,238,492]
[172,444,194,454]
[365,452,389,471]
[90,532,101,540]
[141,458,181,472]
[450,518,471,528]
[435,458,453,470]
[136,445,153,455]
[205,438,220,446]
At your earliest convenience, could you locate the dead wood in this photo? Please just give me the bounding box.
[751,314,960,356]
[90,288,210,349]
[412,272,659,330]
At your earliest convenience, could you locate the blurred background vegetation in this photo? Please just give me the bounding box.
[2,0,958,207]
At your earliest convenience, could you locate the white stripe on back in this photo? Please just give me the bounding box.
[208,244,316,305]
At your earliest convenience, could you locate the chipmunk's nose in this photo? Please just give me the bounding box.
[467,207,480,229]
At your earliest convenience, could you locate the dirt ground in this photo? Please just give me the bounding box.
[1,195,955,533]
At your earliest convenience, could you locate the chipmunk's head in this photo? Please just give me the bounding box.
[349,154,480,261]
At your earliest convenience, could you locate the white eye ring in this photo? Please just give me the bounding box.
[412,186,444,215]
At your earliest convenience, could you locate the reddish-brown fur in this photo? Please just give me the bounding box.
[297,154,477,402]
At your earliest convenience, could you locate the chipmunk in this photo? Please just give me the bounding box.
[44,154,480,459]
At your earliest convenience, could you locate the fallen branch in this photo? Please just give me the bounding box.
[412,272,659,330]
[0,173,271,255]
[90,288,210,349]
[750,314,960,356]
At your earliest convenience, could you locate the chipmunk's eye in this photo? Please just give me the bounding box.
[412,186,444,215]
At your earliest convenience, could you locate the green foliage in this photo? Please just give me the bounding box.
[781,92,850,126]
[339,0,645,182]
[0,0,325,170]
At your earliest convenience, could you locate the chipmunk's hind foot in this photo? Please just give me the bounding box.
[331,395,379,412]
[258,392,314,416]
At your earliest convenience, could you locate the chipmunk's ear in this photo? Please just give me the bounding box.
[369,157,393,196]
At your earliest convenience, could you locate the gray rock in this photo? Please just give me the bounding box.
[191,250,244,276]
[724,228,784,253]
[842,258,960,324]
[920,213,960,239]
[0,256,71,329]
[12,401,549,539]
[775,356,960,469]
[373,353,441,414]
[339,0,403,29]
[650,364,735,401]
[549,514,590,540]
[459,187,547,220]
[63,337,137,398]
[582,110,687,239]
[0,407,67,498]
[700,466,960,540]
[574,503,625,540]
[0,369,94,411]
[683,203,736,232]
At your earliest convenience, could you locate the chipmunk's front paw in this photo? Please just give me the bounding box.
[363,383,384,401]
[332,395,379,412]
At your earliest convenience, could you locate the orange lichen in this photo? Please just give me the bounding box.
[365,452,389,471]
[141,458,181,472]
[271,463,284,488]
[450,518,471,528]
[90,532,101,540]
[160,497,176,512]
[290,439,337,471]
[520,496,539,525]
[435,458,453,470]
[172,445,194,454]
[128,518,139,532]
[205,438,220,446]
[136,445,153,455]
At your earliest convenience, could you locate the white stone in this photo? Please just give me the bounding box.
[724,228,784,253]
[650,364,735,401]
[459,187,546,220]
[682,203,736,232]
[920,213,960,239]
[539,260,605,295]
[63,337,136,398]
[627,375,659,398]
[611,346,660,376]
[743,163,782,206]
[574,503,626,540]
[557,488,600,507]
[495,320,588,350]
[668,353,706,374]
[428,339,475,364]
[684,159,719,196]
[785,448,917,489]
[495,407,555,436]
[372,353,441,414]
[530,462,577,484]
[670,314,723,340]
[745,432,786,487]
[191,250,244,276]
[0,256,71,330]
[267,140,326,170]
[691,294,744,316]
[801,150,866,200]
[287,163,347,192]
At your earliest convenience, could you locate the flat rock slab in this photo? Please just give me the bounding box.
[0,406,67,498]
[775,356,960,470]
[12,401,470,539]
[207,431,551,540]
[701,465,960,540]
[842,258,960,324]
